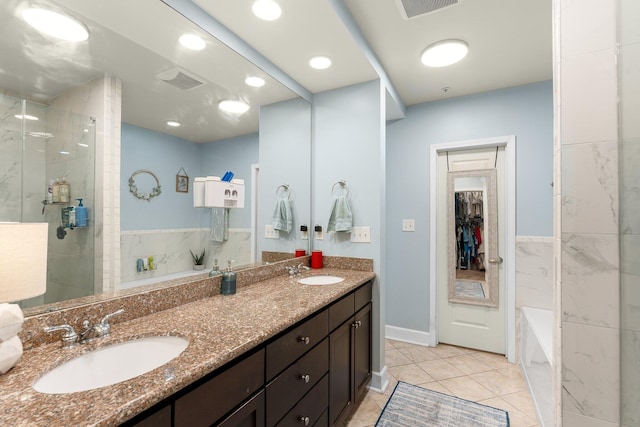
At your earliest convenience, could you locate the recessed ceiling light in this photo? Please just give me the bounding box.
[22,8,89,42]
[245,76,266,88]
[59,150,71,155]
[14,114,39,121]
[77,143,89,147]
[252,0,282,21]
[309,56,332,70]
[166,121,181,127]
[179,34,206,51]
[421,39,468,67]
[219,100,250,114]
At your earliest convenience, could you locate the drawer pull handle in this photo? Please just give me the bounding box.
[300,374,310,383]
[352,320,362,329]
[299,416,310,425]
[298,336,310,344]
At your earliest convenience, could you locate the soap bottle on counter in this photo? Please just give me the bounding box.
[209,259,222,277]
[220,260,236,295]
[74,198,87,227]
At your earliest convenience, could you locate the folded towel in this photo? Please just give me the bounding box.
[272,197,293,233]
[327,194,353,233]
[210,208,229,242]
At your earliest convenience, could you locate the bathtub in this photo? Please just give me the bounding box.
[520,306,553,427]
[120,269,206,290]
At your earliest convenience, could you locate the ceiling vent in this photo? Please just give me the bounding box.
[397,0,460,19]
[156,67,205,91]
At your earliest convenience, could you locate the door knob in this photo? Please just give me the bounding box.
[488,257,503,264]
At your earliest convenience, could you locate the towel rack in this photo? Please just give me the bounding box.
[331,180,351,199]
[276,184,293,200]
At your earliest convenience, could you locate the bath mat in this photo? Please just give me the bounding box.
[455,280,485,298]
[376,382,509,427]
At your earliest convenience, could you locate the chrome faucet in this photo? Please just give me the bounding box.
[44,309,125,348]
[43,324,78,348]
[285,263,311,277]
[94,308,125,337]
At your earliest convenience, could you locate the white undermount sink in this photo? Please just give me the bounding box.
[298,275,345,286]
[33,335,188,394]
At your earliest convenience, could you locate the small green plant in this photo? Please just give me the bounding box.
[190,249,206,265]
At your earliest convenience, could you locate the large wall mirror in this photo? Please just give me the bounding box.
[447,169,499,307]
[0,0,311,314]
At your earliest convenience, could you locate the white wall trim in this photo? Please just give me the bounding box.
[385,324,431,347]
[368,365,390,394]
[429,135,517,362]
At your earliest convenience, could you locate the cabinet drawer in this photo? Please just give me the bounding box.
[275,374,329,427]
[312,408,328,427]
[266,338,329,426]
[329,293,354,331]
[267,309,328,380]
[175,349,265,427]
[355,282,372,312]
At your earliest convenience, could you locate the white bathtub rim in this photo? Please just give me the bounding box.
[521,306,553,366]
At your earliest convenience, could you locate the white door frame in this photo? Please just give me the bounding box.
[429,135,516,363]
[251,163,259,263]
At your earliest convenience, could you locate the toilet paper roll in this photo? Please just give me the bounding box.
[0,303,24,342]
[0,335,23,374]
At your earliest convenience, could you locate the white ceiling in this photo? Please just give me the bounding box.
[0,0,552,142]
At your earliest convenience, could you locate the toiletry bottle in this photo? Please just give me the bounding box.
[47,179,54,203]
[209,259,222,277]
[75,198,87,227]
[220,260,236,295]
[68,206,76,228]
[52,177,60,203]
[148,256,154,270]
[59,177,70,203]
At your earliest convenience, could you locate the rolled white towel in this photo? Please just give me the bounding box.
[0,303,24,342]
[0,335,23,374]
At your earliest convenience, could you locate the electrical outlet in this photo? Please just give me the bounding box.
[402,219,415,232]
[350,226,371,243]
[265,224,279,239]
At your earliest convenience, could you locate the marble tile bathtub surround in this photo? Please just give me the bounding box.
[120,228,251,283]
[515,237,553,311]
[5,261,375,426]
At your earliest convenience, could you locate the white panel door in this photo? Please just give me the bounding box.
[437,147,505,353]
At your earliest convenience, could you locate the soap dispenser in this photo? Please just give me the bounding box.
[209,259,222,277]
[75,198,87,227]
[221,260,236,295]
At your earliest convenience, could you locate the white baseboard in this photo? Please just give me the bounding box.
[368,365,389,393]
[385,324,432,347]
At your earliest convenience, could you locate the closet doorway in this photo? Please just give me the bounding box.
[429,136,516,361]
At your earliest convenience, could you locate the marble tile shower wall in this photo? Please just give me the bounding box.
[619,1,640,425]
[556,1,621,426]
[120,229,251,284]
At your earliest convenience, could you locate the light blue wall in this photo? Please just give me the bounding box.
[121,123,258,231]
[121,123,201,230]
[385,80,553,331]
[200,133,259,229]
[312,80,386,379]
[258,98,312,255]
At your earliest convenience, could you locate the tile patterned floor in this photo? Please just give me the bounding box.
[345,339,540,427]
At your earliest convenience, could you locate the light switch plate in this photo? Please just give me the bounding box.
[402,219,415,232]
[265,225,279,239]
[350,226,371,243]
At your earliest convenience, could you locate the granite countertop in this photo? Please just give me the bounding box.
[0,268,375,427]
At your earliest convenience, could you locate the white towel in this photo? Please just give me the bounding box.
[327,194,353,232]
[272,198,292,233]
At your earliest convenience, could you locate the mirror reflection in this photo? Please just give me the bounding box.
[0,0,311,314]
[448,169,498,307]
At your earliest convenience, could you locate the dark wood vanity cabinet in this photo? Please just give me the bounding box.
[122,281,372,427]
[329,283,373,427]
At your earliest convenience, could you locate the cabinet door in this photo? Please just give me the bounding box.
[127,404,171,427]
[217,390,265,427]
[329,317,354,426]
[354,303,372,403]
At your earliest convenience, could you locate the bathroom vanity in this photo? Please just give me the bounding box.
[0,258,375,427]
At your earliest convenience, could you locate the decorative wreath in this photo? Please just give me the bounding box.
[128,169,162,201]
